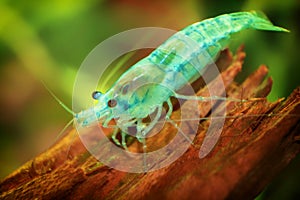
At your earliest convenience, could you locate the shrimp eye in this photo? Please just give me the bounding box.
[92,91,102,100]
[107,99,117,108]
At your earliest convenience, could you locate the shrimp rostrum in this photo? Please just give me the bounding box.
[74,11,288,152]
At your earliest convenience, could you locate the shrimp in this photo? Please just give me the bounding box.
[73,11,288,154]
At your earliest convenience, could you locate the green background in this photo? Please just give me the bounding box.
[0,0,299,199]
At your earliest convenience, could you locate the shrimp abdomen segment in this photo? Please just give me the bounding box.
[142,11,288,90]
[184,11,288,46]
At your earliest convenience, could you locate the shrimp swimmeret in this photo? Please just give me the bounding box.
[55,11,288,155]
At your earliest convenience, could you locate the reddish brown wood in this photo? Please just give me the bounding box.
[1,49,299,200]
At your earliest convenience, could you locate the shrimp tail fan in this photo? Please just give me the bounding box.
[249,10,289,32]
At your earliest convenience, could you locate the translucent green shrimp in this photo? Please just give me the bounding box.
[74,11,288,152]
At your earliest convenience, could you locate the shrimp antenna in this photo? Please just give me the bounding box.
[41,81,75,116]
[53,118,75,143]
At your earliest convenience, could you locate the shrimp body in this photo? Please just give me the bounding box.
[75,11,288,148]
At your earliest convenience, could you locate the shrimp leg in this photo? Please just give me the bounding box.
[121,131,129,151]
[141,105,163,137]
[112,128,121,146]
[135,105,164,171]
[165,98,194,144]
[166,98,173,119]
[167,118,194,145]
[103,115,113,127]
[135,119,150,172]
[141,137,147,172]
[174,93,244,102]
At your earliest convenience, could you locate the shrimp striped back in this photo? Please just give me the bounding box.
[181,11,288,49]
[131,11,288,90]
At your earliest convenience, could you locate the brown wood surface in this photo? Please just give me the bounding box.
[1,48,300,200]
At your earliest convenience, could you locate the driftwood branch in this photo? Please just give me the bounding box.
[1,48,300,199]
